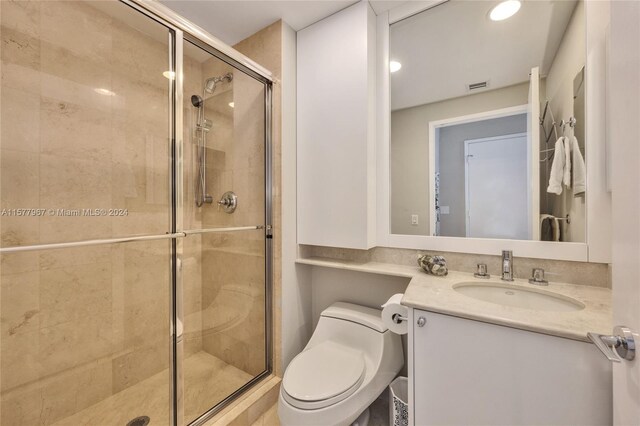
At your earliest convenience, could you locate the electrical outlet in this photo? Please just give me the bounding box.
[411,214,419,225]
[440,206,450,215]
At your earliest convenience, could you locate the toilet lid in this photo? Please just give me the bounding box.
[282,341,366,409]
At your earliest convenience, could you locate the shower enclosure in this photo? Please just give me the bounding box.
[0,1,272,425]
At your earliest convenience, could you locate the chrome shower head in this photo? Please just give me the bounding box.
[204,72,233,94]
[191,94,203,108]
[204,78,217,94]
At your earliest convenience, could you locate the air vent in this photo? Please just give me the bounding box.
[468,81,488,91]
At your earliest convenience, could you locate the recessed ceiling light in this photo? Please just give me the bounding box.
[390,61,402,73]
[94,88,115,96]
[163,71,176,80]
[228,102,235,108]
[489,0,521,21]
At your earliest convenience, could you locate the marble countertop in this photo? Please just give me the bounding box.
[296,257,612,342]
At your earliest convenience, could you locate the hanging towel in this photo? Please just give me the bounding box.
[563,135,572,188]
[547,137,566,195]
[570,135,586,195]
[540,214,560,241]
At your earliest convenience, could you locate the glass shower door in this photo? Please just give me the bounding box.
[179,40,270,425]
[0,1,175,425]
[1,1,272,425]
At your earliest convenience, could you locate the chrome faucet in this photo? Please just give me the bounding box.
[501,250,514,281]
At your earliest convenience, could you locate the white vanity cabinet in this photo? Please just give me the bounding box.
[296,1,377,249]
[410,309,612,426]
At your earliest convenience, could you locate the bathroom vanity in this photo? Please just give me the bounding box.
[410,310,611,426]
[403,272,612,426]
[296,257,612,425]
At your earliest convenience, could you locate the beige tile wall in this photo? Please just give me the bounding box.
[1,2,176,424]
[182,43,205,360]
[300,245,611,288]
[0,2,283,424]
[194,20,283,377]
[234,20,284,379]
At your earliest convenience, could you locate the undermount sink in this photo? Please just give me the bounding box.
[453,282,585,312]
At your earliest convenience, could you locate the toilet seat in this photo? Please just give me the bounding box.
[282,341,366,410]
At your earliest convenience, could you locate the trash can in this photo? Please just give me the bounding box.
[389,377,408,426]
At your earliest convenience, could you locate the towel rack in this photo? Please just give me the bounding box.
[555,214,571,224]
[539,103,578,162]
[559,116,577,132]
[539,101,559,145]
[542,214,571,224]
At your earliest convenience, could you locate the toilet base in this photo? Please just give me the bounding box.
[351,407,370,426]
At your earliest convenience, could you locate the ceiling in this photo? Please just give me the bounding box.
[160,0,351,46]
[160,0,410,46]
[390,0,578,111]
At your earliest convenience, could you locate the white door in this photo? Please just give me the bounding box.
[464,133,529,240]
[607,1,640,423]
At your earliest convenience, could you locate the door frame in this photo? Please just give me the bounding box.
[428,104,529,236]
[463,132,528,238]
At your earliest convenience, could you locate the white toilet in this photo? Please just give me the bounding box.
[278,302,404,426]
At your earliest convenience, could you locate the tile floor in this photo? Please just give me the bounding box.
[251,390,391,426]
[51,352,252,426]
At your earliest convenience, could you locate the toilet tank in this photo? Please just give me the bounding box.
[321,302,388,332]
[307,303,396,361]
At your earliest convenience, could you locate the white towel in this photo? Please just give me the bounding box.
[563,136,571,188]
[540,214,560,241]
[570,135,586,195]
[547,137,566,195]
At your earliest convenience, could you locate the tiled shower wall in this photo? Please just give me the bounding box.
[196,21,283,377]
[0,1,281,423]
[0,1,176,424]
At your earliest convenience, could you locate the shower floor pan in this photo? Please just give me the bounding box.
[51,351,252,426]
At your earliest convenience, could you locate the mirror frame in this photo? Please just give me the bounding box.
[376,0,611,263]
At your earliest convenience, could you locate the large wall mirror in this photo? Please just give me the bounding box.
[389,0,586,243]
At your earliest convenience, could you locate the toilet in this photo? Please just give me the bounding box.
[278,302,404,426]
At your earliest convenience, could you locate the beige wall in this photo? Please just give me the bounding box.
[542,1,586,243]
[0,2,282,424]
[0,2,174,424]
[390,82,530,235]
[181,42,205,364]
[234,21,285,378]
[189,21,282,376]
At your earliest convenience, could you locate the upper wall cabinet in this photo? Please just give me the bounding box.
[297,1,377,249]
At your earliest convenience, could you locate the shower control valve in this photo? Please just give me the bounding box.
[217,191,237,213]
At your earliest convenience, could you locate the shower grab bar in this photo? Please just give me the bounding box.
[0,225,266,254]
[0,232,187,254]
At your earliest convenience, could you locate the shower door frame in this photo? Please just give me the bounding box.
[120,2,274,425]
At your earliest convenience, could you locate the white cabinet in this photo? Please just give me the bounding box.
[297,1,377,249]
[410,310,612,425]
